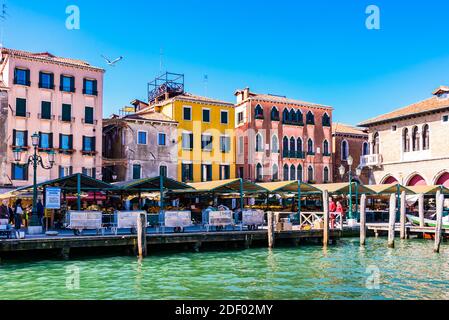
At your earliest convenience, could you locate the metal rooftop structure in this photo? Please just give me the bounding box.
[148,72,184,105]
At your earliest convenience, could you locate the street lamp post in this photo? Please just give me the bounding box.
[339,156,362,221]
[14,133,55,233]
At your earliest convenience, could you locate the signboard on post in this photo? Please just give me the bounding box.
[242,210,265,226]
[209,211,233,227]
[45,187,61,209]
[164,211,192,228]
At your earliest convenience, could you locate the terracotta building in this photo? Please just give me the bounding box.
[234,88,333,183]
[358,86,449,187]
[0,48,104,188]
[331,123,369,184]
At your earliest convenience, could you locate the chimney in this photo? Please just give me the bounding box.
[235,87,250,104]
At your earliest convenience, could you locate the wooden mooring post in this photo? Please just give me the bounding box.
[268,211,275,248]
[323,190,329,247]
[137,212,147,258]
[388,193,396,248]
[418,193,425,228]
[360,194,367,246]
[434,191,443,253]
[400,191,407,240]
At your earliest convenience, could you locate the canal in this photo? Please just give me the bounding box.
[0,238,448,300]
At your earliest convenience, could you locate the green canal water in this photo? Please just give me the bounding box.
[0,238,448,300]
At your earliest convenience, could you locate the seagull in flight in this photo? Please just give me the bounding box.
[101,55,123,67]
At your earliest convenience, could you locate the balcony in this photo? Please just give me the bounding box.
[282,120,304,126]
[297,151,305,159]
[13,111,31,118]
[255,114,265,120]
[59,116,76,123]
[38,113,56,120]
[360,154,383,167]
[82,118,98,125]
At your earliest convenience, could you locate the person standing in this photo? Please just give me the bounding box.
[13,199,24,231]
[329,198,337,229]
[336,201,345,225]
[0,202,8,219]
[37,199,44,226]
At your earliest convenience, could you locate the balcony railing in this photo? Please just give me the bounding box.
[13,111,31,118]
[82,118,98,125]
[282,150,305,159]
[58,116,76,123]
[38,113,56,120]
[360,154,383,167]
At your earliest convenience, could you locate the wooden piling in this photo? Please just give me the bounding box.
[322,190,329,247]
[388,193,396,248]
[137,212,147,258]
[434,191,443,253]
[267,211,275,248]
[418,193,425,228]
[360,194,367,246]
[400,191,407,240]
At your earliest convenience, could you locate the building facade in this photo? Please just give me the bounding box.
[358,86,449,187]
[0,48,104,188]
[234,88,333,183]
[331,123,369,184]
[102,111,178,182]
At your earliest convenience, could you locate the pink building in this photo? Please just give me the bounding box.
[0,48,104,188]
[235,88,333,183]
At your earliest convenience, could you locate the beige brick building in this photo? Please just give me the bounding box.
[358,86,449,187]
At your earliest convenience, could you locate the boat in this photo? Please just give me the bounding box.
[406,214,449,229]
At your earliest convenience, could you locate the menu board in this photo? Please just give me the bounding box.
[209,210,233,226]
[66,211,102,229]
[242,210,265,226]
[164,211,192,228]
[116,211,146,229]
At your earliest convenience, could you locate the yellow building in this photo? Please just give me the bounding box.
[140,92,236,182]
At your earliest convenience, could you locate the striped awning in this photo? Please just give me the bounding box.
[257,181,320,194]
[406,185,449,195]
[312,183,376,195]
[366,183,415,195]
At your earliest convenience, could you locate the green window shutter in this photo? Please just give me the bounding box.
[85,107,94,124]
[82,136,86,151]
[11,164,15,180]
[70,77,75,92]
[24,130,28,147]
[83,79,87,94]
[41,101,51,119]
[50,73,54,89]
[62,104,71,121]
[16,98,26,117]
[59,75,64,91]
[92,137,96,152]
[93,80,98,96]
[25,70,30,86]
[49,133,53,148]
[12,129,16,147]
[69,135,73,150]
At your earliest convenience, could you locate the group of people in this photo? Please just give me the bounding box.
[0,199,45,230]
[329,197,346,228]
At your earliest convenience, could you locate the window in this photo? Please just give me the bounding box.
[255,105,264,119]
[283,137,289,156]
[183,106,192,121]
[422,124,430,150]
[283,164,289,181]
[362,142,369,156]
[391,125,397,132]
[256,163,263,181]
[61,104,72,122]
[221,110,229,124]
[201,164,213,182]
[271,135,279,153]
[323,140,330,156]
[220,136,231,153]
[341,140,348,160]
[14,68,30,86]
[39,72,54,89]
[60,75,75,92]
[137,131,147,145]
[403,129,410,152]
[84,107,94,124]
[220,165,230,180]
[59,166,73,178]
[201,134,213,151]
[237,112,244,124]
[297,138,303,155]
[202,109,210,123]
[41,101,51,120]
[322,113,331,127]
[289,137,296,155]
[297,165,303,182]
[15,98,27,117]
[82,136,96,152]
[308,139,315,155]
[323,167,329,183]
[442,115,449,123]
[13,130,27,147]
[132,164,141,180]
[296,110,303,125]
[290,109,297,123]
[307,166,314,182]
[238,167,244,179]
[59,134,73,150]
[255,133,263,152]
[182,132,194,150]
[159,165,167,177]
[306,111,315,125]
[83,79,98,95]
[412,126,420,151]
[271,107,280,121]
[373,132,380,154]
[12,164,28,181]
[39,132,53,149]
[272,164,279,181]
[182,163,193,182]
[158,133,166,146]
[290,165,296,181]
[283,109,290,123]
[238,136,244,154]
[82,168,96,179]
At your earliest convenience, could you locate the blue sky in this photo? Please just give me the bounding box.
[4,0,449,124]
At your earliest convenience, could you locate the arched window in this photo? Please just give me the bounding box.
[323,140,329,156]
[297,165,303,182]
[373,132,380,154]
[322,113,330,127]
[290,165,296,181]
[290,137,296,157]
[296,110,303,124]
[307,166,314,182]
[297,138,303,157]
[403,129,410,152]
[306,111,315,125]
[323,167,329,183]
[255,105,264,119]
[341,140,349,160]
[271,135,279,153]
[289,109,297,123]
[422,124,430,150]
[272,164,279,181]
[283,109,290,123]
[283,164,289,181]
[271,107,279,121]
[307,139,314,154]
[283,136,289,156]
[256,133,263,152]
[362,142,369,156]
[412,126,420,151]
[256,163,263,181]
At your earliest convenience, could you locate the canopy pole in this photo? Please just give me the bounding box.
[239,178,244,212]
[77,173,81,211]
[160,175,165,213]
[297,180,301,223]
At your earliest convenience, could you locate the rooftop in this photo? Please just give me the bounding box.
[332,122,368,136]
[359,86,449,127]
